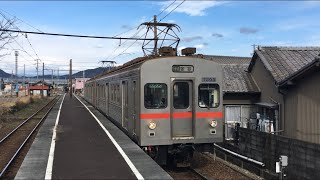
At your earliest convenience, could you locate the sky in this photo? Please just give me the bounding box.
[0,1,320,76]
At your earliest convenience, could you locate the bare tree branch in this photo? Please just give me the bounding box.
[0,12,18,58]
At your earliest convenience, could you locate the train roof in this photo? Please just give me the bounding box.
[86,55,216,82]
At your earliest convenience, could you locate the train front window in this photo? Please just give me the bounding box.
[173,82,189,109]
[144,83,167,109]
[198,84,220,108]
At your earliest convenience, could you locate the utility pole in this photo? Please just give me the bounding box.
[69,59,72,97]
[42,63,44,98]
[23,64,25,82]
[83,70,85,78]
[153,15,158,55]
[36,59,39,81]
[51,69,53,86]
[15,51,19,82]
[24,64,26,96]
[11,70,13,97]
[57,67,59,86]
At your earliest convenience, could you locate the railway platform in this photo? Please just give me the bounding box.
[15,94,172,179]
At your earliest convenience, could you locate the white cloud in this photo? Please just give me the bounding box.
[194,43,207,49]
[159,1,226,16]
[276,17,320,31]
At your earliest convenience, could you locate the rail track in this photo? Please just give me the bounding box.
[164,166,209,180]
[0,95,60,178]
[189,167,210,180]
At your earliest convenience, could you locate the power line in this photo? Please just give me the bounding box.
[0,9,44,33]
[0,12,40,62]
[159,0,186,22]
[25,35,41,60]
[157,0,177,18]
[106,27,145,61]
[0,29,176,41]
[111,32,147,61]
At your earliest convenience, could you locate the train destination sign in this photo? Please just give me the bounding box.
[172,65,194,73]
[202,77,216,82]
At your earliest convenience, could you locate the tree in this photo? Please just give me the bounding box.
[0,12,18,59]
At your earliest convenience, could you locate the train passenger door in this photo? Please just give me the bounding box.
[122,81,128,130]
[171,79,193,138]
[133,81,137,135]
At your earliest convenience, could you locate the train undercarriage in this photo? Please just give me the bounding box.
[144,143,213,167]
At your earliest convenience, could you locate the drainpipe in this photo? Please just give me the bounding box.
[270,97,280,135]
[278,89,286,135]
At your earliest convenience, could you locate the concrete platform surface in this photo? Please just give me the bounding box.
[15,94,172,179]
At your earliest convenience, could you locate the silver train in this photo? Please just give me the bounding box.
[84,52,223,166]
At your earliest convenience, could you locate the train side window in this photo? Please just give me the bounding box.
[198,84,220,108]
[144,83,167,109]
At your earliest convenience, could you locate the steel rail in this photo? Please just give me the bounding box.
[0,96,59,144]
[0,96,60,178]
[189,168,209,180]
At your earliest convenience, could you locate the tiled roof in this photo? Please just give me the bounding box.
[222,64,259,93]
[252,46,320,83]
[199,54,259,93]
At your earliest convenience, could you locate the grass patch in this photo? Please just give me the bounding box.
[0,95,47,121]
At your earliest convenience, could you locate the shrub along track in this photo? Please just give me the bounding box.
[0,95,60,179]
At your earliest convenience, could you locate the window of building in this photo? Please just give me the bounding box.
[198,84,220,108]
[144,83,167,109]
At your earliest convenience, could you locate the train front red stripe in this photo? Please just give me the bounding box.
[140,113,170,119]
[172,112,192,118]
[140,112,223,119]
[196,112,223,118]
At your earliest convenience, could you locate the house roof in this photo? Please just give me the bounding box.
[249,46,320,84]
[198,54,260,93]
[29,85,49,90]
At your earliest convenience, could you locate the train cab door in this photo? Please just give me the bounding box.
[122,81,129,130]
[171,79,194,138]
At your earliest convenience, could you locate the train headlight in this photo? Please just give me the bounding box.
[148,122,157,130]
[210,120,217,128]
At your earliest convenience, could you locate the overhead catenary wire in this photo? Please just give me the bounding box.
[157,0,177,18]
[105,2,178,62]
[159,0,186,22]
[0,12,40,61]
[106,27,145,61]
[0,29,177,41]
[111,32,147,61]
[0,9,44,33]
[112,1,176,38]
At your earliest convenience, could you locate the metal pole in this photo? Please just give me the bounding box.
[15,51,18,82]
[58,68,59,86]
[23,64,25,82]
[42,63,44,98]
[36,59,39,81]
[10,70,12,97]
[69,59,72,97]
[153,15,158,55]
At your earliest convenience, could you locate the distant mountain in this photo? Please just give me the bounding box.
[0,67,109,79]
[59,67,109,79]
[0,69,13,78]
